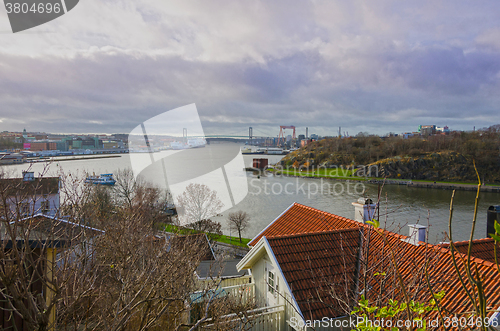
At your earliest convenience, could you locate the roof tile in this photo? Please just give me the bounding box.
[257,203,500,321]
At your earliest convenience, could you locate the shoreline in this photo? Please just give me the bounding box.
[269,171,500,193]
[25,155,122,163]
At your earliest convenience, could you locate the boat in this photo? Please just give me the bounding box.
[188,138,206,148]
[265,148,284,155]
[170,138,207,150]
[170,142,189,150]
[241,147,265,155]
[85,173,116,185]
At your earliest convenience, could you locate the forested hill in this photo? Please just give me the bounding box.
[279,126,500,183]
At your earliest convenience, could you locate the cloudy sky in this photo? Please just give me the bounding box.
[1,0,500,137]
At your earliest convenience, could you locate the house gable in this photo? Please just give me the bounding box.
[267,228,362,321]
[237,237,305,321]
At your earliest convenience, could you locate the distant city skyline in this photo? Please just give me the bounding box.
[1,1,500,136]
[2,124,474,139]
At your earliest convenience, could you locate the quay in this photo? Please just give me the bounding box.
[368,179,500,192]
[26,155,121,163]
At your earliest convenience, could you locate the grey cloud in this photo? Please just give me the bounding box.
[1,0,500,135]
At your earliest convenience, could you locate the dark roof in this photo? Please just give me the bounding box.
[256,203,500,320]
[267,228,361,321]
[169,233,215,261]
[249,203,358,246]
[439,238,499,264]
[2,214,103,247]
[0,177,59,196]
[197,259,249,279]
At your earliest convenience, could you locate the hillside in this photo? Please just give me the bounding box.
[279,126,500,183]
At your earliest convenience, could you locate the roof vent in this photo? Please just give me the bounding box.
[352,198,377,224]
[402,224,427,246]
[22,171,35,181]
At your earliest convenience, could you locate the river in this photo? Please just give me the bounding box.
[3,142,499,243]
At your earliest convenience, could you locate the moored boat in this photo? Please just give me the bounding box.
[85,173,116,185]
[241,147,265,155]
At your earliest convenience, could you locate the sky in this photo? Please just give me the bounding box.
[1,0,500,137]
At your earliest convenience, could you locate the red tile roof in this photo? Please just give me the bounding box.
[267,228,361,321]
[439,238,499,264]
[362,228,500,321]
[249,203,358,246]
[256,203,500,321]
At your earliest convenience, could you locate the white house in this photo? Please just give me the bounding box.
[0,172,60,218]
[228,202,500,331]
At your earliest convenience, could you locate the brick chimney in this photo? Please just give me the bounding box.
[487,206,500,238]
[352,198,377,224]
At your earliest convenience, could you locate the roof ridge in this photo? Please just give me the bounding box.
[419,241,497,268]
[293,202,359,223]
[266,227,361,241]
[446,237,495,246]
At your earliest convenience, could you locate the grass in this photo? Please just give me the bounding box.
[217,236,251,247]
[163,224,250,248]
[269,167,500,186]
[272,168,362,180]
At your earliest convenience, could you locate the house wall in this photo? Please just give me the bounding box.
[251,251,352,331]
[7,193,59,218]
[251,252,304,331]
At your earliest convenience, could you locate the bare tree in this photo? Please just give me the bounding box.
[0,169,252,331]
[227,211,250,243]
[0,167,100,331]
[175,183,224,231]
[113,168,138,209]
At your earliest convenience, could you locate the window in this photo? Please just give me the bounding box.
[41,200,50,214]
[20,202,30,217]
[268,271,275,294]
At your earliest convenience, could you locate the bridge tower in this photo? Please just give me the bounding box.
[249,127,253,145]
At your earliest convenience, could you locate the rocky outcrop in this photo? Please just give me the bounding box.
[369,152,476,181]
[280,149,500,183]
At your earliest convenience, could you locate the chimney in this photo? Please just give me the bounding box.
[403,224,427,246]
[22,171,35,181]
[487,205,500,238]
[352,198,377,224]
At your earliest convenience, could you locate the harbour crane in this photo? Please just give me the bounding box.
[278,125,296,147]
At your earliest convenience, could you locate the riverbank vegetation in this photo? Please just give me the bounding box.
[280,124,500,183]
[163,224,251,248]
